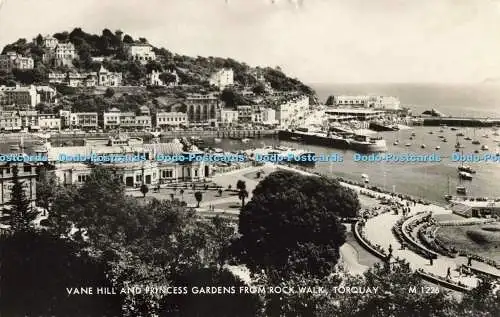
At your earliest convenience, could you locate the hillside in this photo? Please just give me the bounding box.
[0,28,316,113]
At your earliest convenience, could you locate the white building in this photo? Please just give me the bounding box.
[147,69,179,87]
[333,95,401,110]
[69,112,98,130]
[274,95,309,128]
[209,68,234,90]
[125,43,156,64]
[54,43,77,66]
[0,85,38,107]
[372,96,401,110]
[156,112,188,128]
[135,115,152,130]
[103,108,121,130]
[261,108,277,125]
[219,109,239,125]
[38,114,61,130]
[333,96,370,107]
[0,52,34,71]
[42,35,58,49]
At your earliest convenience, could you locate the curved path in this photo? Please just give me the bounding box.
[339,243,369,275]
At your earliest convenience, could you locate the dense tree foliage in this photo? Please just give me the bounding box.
[236,170,356,279]
[0,230,122,316]
[1,165,38,233]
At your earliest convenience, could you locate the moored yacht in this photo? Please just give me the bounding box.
[456,186,467,195]
[458,165,476,174]
[458,171,473,180]
[481,144,489,151]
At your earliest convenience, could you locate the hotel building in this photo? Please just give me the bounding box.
[209,68,234,90]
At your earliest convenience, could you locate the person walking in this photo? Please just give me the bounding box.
[446,267,451,279]
[429,256,433,266]
[467,256,472,266]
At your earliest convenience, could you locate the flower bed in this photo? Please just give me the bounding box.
[439,218,496,226]
[418,223,457,258]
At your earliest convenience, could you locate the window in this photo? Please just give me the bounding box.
[77,175,87,182]
[23,165,31,173]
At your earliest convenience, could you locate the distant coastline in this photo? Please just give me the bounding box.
[310,82,500,118]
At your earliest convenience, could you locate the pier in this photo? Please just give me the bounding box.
[421,117,500,127]
[0,129,278,143]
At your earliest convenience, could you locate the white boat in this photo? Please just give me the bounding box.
[361,174,369,183]
[458,171,473,180]
[421,144,426,149]
[482,134,489,138]
[405,143,411,147]
[241,138,251,143]
[411,132,416,137]
[464,136,472,141]
[435,146,440,150]
[214,138,222,143]
[456,186,467,195]
[481,145,489,151]
[393,140,399,145]
[458,165,475,174]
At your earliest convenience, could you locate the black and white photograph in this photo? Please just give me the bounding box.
[0,0,499,316]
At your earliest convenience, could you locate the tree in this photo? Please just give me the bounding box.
[458,277,500,317]
[2,165,38,233]
[238,189,249,207]
[140,184,149,198]
[325,95,335,106]
[252,84,266,95]
[159,72,177,85]
[324,263,458,317]
[138,37,148,44]
[194,191,203,208]
[236,180,246,192]
[104,88,115,98]
[123,34,134,44]
[0,230,122,316]
[36,167,59,215]
[235,170,352,279]
[161,267,262,316]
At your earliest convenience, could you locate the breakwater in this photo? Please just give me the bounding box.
[422,117,500,127]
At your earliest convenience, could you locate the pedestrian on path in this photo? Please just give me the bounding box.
[429,257,433,266]
[446,267,451,279]
[467,256,472,266]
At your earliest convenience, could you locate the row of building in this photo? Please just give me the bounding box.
[0,85,57,108]
[0,93,309,131]
[0,52,35,72]
[49,65,123,87]
[332,95,401,110]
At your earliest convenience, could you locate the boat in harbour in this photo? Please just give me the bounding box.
[405,143,411,147]
[241,138,251,143]
[464,136,472,141]
[458,171,473,180]
[456,186,467,195]
[458,165,476,174]
[435,146,440,150]
[456,132,464,137]
[481,144,489,151]
[278,129,387,152]
[214,138,222,143]
[421,144,426,149]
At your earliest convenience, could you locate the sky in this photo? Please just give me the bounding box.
[0,0,499,84]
